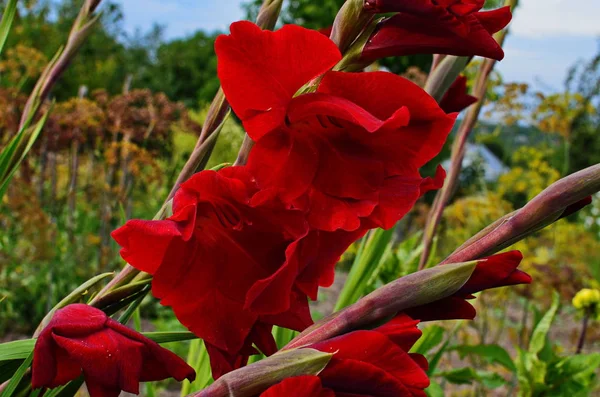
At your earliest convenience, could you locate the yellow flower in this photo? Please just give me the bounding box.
[572,288,600,310]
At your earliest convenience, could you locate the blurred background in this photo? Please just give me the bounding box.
[1,0,599,395]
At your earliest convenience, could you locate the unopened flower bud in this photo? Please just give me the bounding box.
[331,0,374,53]
[256,0,283,30]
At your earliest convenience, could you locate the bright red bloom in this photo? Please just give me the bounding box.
[31,304,195,397]
[439,75,478,113]
[406,251,531,321]
[113,167,365,378]
[362,0,511,61]
[260,314,429,397]
[216,21,455,232]
[113,167,318,378]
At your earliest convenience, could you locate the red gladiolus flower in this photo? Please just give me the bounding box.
[113,167,366,378]
[362,0,512,61]
[113,167,320,378]
[439,75,478,113]
[260,314,428,396]
[31,304,195,397]
[406,251,531,321]
[216,21,455,232]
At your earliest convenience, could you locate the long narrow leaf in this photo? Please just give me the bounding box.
[0,351,32,397]
[0,0,17,55]
[0,339,35,361]
[0,109,51,198]
[529,291,560,355]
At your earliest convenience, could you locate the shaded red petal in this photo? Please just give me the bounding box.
[476,7,512,34]
[459,251,530,295]
[405,296,477,322]
[260,288,314,332]
[312,331,430,394]
[260,376,335,397]
[216,21,341,139]
[247,129,318,204]
[439,75,478,113]
[294,228,368,300]
[374,313,422,352]
[318,71,456,171]
[363,12,506,61]
[368,175,423,230]
[31,304,194,396]
[559,196,592,219]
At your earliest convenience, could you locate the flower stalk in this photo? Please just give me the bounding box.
[419,0,516,269]
[442,163,600,264]
[284,261,476,349]
[192,349,333,397]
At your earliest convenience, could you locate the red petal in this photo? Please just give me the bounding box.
[368,175,423,230]
[559,196,592,219]
[52,330,144,395]
[111,215,194,275]
[475,7,512,34]
[261,289,313,332]
[247,129,318,204]
[459,251,529,295]
[318,71,456,170]
[312,331,430,392]
[439,75,478,113]
[260,376,335,397]
[405,297,477,322]
[374,313,422,352]
[363,13,505,61]
[287,92,411,133]
[216,21,341,139]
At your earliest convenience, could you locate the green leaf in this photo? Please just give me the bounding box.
[180,339,212,396]
[143,331,198,344]
[411,325,445,355]
[425,380,444,397]
[452,344,516,372]
[549,353,600,383]
[0,352,32,397]
[436,367,508,389]
[335,227,395,310]
[0,0,17,55]
[0,339,35,361]
[529,291,559,356]
[0,109,51,198]
[43,378,84,397]
[0,361,22,383]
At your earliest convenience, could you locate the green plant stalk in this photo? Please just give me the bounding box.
[576,310,590,354]
[334,227,394,311]
[443,163,600,264]
[180,339,212,396]
[418,1,516,269]
[33,272,113,337]
[285,261,477,349]
[0,353,32,397]
[193,349,333,397]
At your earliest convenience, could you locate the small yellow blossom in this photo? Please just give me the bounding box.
[573,288,600,310]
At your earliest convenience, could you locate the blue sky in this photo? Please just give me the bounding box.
[116,0,599,91]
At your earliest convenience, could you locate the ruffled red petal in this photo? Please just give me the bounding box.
[216,21,341,139]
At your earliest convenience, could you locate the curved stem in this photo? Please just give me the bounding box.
[576,311,590,354]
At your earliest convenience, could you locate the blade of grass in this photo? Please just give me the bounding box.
[0,0,17,55]
[0,352,32,397]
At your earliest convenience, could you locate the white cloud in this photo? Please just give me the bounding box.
[510,0,600,37]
